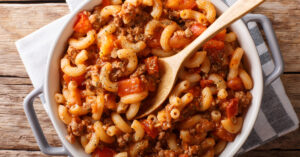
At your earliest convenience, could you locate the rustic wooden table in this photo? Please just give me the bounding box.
[0,0,299,156]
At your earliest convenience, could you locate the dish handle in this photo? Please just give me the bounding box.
[24,86,69,156]
[243,14,284,86]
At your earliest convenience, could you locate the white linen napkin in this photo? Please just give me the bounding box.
[16,0,299,154]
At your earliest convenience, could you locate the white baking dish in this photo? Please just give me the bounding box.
[24,0,284,156]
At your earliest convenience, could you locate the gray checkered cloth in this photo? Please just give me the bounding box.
[16,0,299,155]
[221,0,299,153]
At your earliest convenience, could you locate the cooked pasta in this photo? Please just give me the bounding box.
[56,0,253,156]
[69,30,96,50]
[131,120,145,142]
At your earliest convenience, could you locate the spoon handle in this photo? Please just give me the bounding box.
[172,0,265,63]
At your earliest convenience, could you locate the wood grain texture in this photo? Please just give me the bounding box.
[0,0,64,1]
[0,4,68,77]
[0,77,62,150]
[241,150,300,157]
[0,150,63,157]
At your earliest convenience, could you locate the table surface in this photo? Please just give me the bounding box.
[0,0,299,156]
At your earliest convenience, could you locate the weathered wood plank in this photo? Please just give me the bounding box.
[0,77,62,150]
[0,4,68,77]
[241,150,300,157]
[0,1,298,78]
[281,74,300,107]
[0,150,63,157]
[0,0,64,1]
[0,74,298,151]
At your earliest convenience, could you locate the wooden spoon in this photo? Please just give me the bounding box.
[138,0,265,118]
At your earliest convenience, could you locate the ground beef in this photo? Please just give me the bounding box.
[195,118,215,133]
[66,46,80,64]
[235,91,252,108]
[193,133,207,145]
[184,28,193,38]
[113,14,123,27]
[187,145,201,156]
[89,14,102,31]
[173,30,186,37]
[120,2,137,24]
[69,118,86,136]
[126,26,145,42]
[158,131,166,140]
[103,118,114,126]
[158,150,176,157]
[155,141,162,152]
[82,116,93,133]
[111,60,126,81]
[131,64,147,78]
[168,10,180,21]
[117,133,131,147]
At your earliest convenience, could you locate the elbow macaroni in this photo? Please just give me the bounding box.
[131,120,145,142]
[228,48,244,80]
[126,103,140,120]
[184,51,207,68]
[119,36,146,53]
[196,0,216,23]
[112,112,132,133]
[100,63,118,92]
[69,30,96,50]
[160,23,178,51]
[61,58,86,77]
[117,49,138,76]
[151,0,162,19]
[180,9,207,24]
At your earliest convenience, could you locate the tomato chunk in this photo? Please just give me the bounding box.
[213,29,227,41]
[203,39,225,50]
[169,31,192,49]
[73,11,92,34]
[179,154,189,157]
[63,74,85,85]
[227,77,244,91]
[145,76,157,92]
[147,29,163,48]
[92,147,115,157]
[118,77,145,97]
[145,56,159,75]
[141,120,158,139]
[104,93,117,110]
[100,34,116,57]
[188,86,201,97]
[226,98,239,119]
[100,0,111,8]
[200,80,214,88]
[213,126,236,142]
[166,0,196,10]
[190,23,207,38]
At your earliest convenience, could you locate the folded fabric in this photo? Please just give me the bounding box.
[15,0,299,155]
